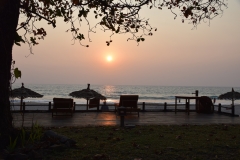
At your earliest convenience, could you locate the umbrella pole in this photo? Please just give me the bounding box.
[87,99,89,111]
[232,90,235,115]
[20,96,25,128]
[20,96,23,111]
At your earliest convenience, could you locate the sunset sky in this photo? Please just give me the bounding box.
[13,1,240,87]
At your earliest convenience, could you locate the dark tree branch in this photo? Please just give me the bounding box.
[19,4,56,28]
[16,16,31,31]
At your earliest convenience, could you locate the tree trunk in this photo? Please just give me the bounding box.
[0,0,20,135]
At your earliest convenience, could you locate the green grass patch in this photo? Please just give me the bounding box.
[44,124,240,160]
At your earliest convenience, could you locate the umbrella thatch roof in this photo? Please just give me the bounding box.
[218,88,240,100]
[218,88,240,106]
[69,84,106,100]
[11,83,43,99]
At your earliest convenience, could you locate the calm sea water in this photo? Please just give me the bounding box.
[11,84,240,106]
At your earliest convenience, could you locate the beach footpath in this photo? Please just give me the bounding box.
[12,112,240,127]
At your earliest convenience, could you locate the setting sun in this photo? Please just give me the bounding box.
[106,55,113,62]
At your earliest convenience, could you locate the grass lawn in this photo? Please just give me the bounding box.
[43,124,240,160]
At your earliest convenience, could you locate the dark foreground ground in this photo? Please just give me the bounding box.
[45,124,240,160]
[4,112,240,160]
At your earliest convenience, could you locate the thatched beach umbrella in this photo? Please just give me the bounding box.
[11,83,43,110]
[11,83,43,127]
[69,84,106,110]
[218,88,240,106]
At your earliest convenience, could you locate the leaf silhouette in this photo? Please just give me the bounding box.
[132,142,139,148]
[232,135,236,139]
[14,68,21,79]
[94,154,106,159]
[176,135,182,139]
[155,150,162,155]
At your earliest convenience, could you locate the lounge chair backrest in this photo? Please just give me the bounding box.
[199,96,213,106]
[119,95,138,108]
[198,96,214,113]
[89,98,100,108]
[53,98,73,109]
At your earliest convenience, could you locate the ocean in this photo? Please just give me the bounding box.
[11,84,240,105]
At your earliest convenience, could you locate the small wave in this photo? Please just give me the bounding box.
[139,96,176,100]
[11,84,240,105]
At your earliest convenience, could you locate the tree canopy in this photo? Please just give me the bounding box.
[16,0,227,50]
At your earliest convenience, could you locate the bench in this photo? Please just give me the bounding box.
[115,95,140,117]
[52,98,75,117]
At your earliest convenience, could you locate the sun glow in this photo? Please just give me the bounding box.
[106,55,113,62]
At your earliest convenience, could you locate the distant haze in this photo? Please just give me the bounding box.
[13,1,240,87]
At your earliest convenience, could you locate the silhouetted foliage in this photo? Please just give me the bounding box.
[16,0,227,49]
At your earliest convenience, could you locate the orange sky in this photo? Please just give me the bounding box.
[13,1,240,87]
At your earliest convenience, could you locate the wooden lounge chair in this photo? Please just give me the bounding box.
[89,98,100,110]
[114,95,140,117]
[52,98,75,117]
